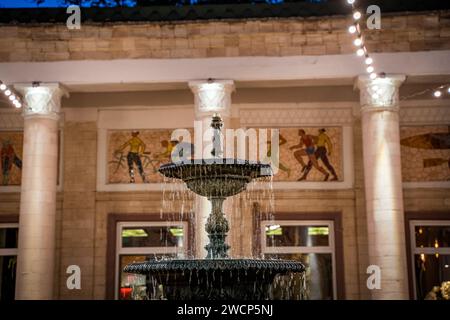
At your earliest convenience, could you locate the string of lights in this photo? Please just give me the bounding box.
[401,84,450,101]
[345,0,449,100]
[0,80,22,108]
[345,0,378,80]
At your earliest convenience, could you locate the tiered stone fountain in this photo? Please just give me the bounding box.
[124,115,305,300]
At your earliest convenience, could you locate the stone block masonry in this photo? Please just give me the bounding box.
[0,11,449,62]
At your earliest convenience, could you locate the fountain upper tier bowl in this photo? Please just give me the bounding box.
[159,159,273,197]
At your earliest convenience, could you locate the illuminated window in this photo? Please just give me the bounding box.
[261,220,336,300]
[116,222,187,300]
[0,223,18,301]
[410,221,450,300]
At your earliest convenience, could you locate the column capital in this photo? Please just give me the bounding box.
[14,83,69,120]
[355,75,406,113]
[189,80,235,118]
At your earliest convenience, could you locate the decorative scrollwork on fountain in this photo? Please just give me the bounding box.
[205,197,230,259]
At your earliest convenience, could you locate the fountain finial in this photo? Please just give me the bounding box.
[210,114,223,158]
[210,113,223,130]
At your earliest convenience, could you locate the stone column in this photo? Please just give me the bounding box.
[14,83,67,300]
[189,80,235,258]
[356,75,409,299]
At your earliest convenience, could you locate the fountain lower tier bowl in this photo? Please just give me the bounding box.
[159,159,272,197]
[124,259,305,300]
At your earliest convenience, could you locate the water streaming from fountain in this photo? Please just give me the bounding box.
[124,114,305,300]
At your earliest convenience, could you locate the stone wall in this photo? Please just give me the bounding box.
[352,119,370,299]
[56,122,97,299]
[0,11,449,62]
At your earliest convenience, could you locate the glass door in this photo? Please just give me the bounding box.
[0,223,18,301]
[116,221,187,300]
[261,220,336,300]
[410,221,450,300]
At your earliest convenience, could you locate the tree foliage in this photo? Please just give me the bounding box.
[34,0,302,7]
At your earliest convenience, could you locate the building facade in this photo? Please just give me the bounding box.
[0,1,449,300]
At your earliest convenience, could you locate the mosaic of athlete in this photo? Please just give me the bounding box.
[290,129,329,181]
[300,129,338,181]
[115,131,147,183]
[157,137,195,164]
[265,134,291,177]
[158,139,178,161]
[1,139,22,185]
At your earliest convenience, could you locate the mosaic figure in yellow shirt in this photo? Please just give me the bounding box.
[115,131,147,183]
[157,140,178,161]
[300,128,338,181]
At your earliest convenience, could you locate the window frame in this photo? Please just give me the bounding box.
[409,219,450,299]
[0,222,18,301]
[260,219,337,300]
[115,220,188,300]
[0,223,19,256]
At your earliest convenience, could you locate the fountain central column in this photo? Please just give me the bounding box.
[189,80,235,258]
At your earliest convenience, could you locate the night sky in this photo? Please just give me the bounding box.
[0,0,289,8]
[0,0,61,7]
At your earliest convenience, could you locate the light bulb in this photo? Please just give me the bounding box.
[9,95,15,101]
[4,90,11,96]
[14,102,21,109]
[356,48,365,56]
[447,87,450,94]
[367,66,374,73]
[347,0,355,4]
[0,84,6,91]
[354,38,363,46]
[365,57,373,65]
[348,25,357,34]
[353,11,362,20]
[434,90,442,98]
[370,73,377,80]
